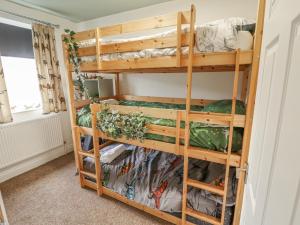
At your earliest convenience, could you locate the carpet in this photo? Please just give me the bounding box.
[0,153,170,225]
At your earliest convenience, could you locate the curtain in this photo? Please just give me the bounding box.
[0,54,13,123]
[32,23,66,113]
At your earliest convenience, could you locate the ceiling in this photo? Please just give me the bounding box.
[8,0,173,22]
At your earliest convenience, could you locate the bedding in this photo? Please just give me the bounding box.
[76,99,245,152]
[84,144,237,225]
[78,17,255,63]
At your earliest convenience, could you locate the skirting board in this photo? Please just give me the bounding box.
[0,144,73,183]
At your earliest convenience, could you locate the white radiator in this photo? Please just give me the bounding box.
[0,114,64,170]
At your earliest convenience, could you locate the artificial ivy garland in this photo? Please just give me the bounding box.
[97,106,148,141]
[63,29,88,99]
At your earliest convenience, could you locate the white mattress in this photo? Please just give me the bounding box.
[79,17,255,63]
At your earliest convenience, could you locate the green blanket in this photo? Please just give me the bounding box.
[76,100,245,152]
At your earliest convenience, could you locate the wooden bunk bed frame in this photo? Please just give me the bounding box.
[62,1,266,224]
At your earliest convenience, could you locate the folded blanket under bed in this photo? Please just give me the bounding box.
[77,99,245,152]
[83,144,236,225]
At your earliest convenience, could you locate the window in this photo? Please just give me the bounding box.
[1,56,41,113]
[0,21,41,113]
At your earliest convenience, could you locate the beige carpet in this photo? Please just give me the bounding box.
[0,153,170,225]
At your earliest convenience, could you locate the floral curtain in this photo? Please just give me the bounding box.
[0,54,13,123]
[32,23,66,113]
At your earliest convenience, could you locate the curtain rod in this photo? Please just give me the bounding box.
[0,9,60,28]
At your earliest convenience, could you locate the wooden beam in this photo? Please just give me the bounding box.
[233,0,267,224]
[119,95,214,106]
[98,10,191,37]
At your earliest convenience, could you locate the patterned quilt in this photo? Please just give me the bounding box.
[84,144,237,225]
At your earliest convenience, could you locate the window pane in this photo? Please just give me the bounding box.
[1,56,41,113]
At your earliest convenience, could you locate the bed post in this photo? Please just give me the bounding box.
[62,35,83,186]
[233,0,266,224]
[115,72,120,98]
[181,4,196,225]
[240,67,250,102]
[176,12,182,67]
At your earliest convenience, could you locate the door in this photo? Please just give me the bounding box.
[240,0,300,224]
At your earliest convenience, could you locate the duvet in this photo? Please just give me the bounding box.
[84,143,237,225]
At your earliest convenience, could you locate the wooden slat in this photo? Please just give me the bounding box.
[147,124,178,137]
[119,95,214,106]
[78,150,95,158]
[188,112,246,128]
[77,46,96,57]
[74,99,91,108]
[74,29,96,41]
[99,10,190,37]
[185,208,221,225]
[91,103,245,127]
[78,126,94,136]
[189,112,231,126]
[98,131,178,155]
[187,179,224,196]
[92,103,178,120]
[187,146,241,167]
[100,33,189,54]
[82,178,97,190]
[80,170,97,179]
[102,187,181,225]
[77,50,253,72]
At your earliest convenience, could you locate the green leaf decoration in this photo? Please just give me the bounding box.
[64,28,89,99]
[97,106,148,142]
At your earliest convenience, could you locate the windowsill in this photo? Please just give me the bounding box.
[0,109,63,127]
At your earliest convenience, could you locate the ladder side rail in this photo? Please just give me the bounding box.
[221,49,241,224]
[182,4,196,225]
[91,104,103,196]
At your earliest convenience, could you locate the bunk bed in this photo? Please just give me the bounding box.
[62,1,266,225]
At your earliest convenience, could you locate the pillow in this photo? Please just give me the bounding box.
[100,143,127,163]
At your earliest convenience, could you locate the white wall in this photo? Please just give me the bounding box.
[0,0,76,181]
[77,0,259,100]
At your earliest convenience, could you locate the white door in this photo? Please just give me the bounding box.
[241,0,300,224]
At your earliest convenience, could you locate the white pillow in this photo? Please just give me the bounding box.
[236,31,253,50]
[100,143,126,163]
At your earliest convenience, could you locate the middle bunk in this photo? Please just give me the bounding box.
[76,96,245,167]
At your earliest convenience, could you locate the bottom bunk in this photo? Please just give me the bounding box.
[82,142,237,225]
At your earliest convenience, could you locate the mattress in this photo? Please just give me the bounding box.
[76,99,245,152]
[83,143,236,225]
[79,17,255,63]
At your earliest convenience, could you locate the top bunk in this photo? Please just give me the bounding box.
[64,5,256,73]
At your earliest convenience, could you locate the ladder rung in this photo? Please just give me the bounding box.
[188,146,227,164]
[187,179,224,196]
[185,208,221,225]
[80,170,97,179]
[78,150,95,158]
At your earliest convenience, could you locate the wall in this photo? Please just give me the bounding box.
[77,0,258,99]
[0,0,75,182]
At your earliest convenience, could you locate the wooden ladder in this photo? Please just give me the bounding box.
[181,49,241,225]
[73,126,102,195]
